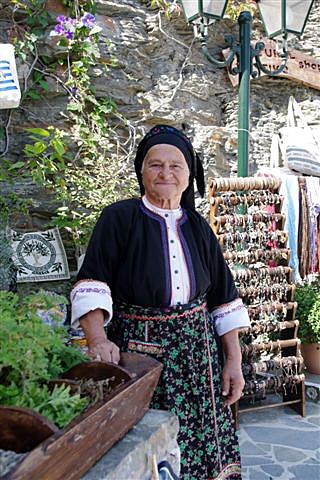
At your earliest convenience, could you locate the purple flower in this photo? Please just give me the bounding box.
[56,15,66,24]
[81,12,95,27]
[66,17,76,26]
[54,24,66,35]
[65,30,74,40]
[71,86,78,94]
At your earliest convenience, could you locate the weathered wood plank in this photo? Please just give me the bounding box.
[5,353,163,480]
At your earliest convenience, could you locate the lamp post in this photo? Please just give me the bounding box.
[179,0,314,177]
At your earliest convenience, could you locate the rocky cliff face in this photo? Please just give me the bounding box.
[0,0,319,280]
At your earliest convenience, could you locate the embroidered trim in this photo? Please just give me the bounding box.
[128,340,163,355]
[114,303,206,322]
[177,212,196,300]
[212,299,245,320]
[209,462,241,479]
[204,313,221,470]
[140,202,171,305]
[142,195,182,218]
[71,287,108,301]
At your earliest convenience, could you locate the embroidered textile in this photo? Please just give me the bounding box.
[212,298,250,336]
[298,178,310,279]
[71,280,112,327]
[78,199,237,311]
[279,176,301,282]
[10,227,70,283]
[108,298,241,480]
[142,195,190,305]
[305,177,320,273]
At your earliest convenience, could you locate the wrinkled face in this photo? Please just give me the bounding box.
[142,144,189,208]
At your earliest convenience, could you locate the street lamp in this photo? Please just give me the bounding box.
[179,0,314,177]
[257,0,314,39]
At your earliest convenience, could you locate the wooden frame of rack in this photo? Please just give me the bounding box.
[208,176,305,427]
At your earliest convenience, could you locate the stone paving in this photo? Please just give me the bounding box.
[238,400,320,480]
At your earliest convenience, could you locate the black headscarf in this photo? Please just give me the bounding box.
[134,125,205,210]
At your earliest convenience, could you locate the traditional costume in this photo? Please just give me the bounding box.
[71,125,250,480]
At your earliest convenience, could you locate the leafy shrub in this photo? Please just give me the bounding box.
[295,282,320,344]
[0,291,89,427]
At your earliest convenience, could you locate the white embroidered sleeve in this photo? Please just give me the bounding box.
[212,298,250,336]
[70,280,113,328]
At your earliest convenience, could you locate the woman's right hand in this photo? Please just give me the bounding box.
[79,308,120,364]
[87,337,120,364]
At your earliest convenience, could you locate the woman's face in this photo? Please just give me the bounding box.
[142,144,190,209]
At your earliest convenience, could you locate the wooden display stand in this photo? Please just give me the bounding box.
[208,176,305,427]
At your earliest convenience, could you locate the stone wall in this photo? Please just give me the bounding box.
[0,0,319,288]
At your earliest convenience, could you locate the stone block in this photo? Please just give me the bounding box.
[305,373,320,404]
[81,409,180,480]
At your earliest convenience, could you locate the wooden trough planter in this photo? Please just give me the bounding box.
[0,352,163,480]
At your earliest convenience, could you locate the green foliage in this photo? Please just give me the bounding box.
[10,0,46,15]
[26,383,88,428]
[22,127,67,185]
[13,32,38,63]
[0,193,30,217]
[295,282,320,344]
[5,1,137,246]
[0,290,89,427]
[50,14,102,62]
[151,0,180,16]
[62,0,97,17]
[225,1,257,21]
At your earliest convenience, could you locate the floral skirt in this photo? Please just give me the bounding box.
[108,298,241,480]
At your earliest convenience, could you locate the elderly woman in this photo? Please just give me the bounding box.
[71,125,250,480]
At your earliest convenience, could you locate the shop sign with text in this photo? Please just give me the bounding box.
[223,40,320,91]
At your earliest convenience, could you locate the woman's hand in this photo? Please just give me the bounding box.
[221,328,244,406]
[87,337,120,364]
[79,308,120,364]
[221,358,244,406]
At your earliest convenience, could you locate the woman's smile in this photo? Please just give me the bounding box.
[142,144,189,209]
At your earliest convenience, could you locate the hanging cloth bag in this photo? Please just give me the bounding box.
[0,44,21,109]
[279,96,320,177]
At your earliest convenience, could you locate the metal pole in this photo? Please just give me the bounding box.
[281,0,286,33]
[237,11,252,178]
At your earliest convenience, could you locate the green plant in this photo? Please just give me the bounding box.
[0,290,89,427]
[151,0,180,15]
[225,1,257,20]
[151,0,257,19]
[295,282,320,344]
[2,2,138,247]
[21,127,68,186]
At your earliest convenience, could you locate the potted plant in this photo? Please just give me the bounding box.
[295,281,320,375]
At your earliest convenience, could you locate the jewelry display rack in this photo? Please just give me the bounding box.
[208,176,305,427]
